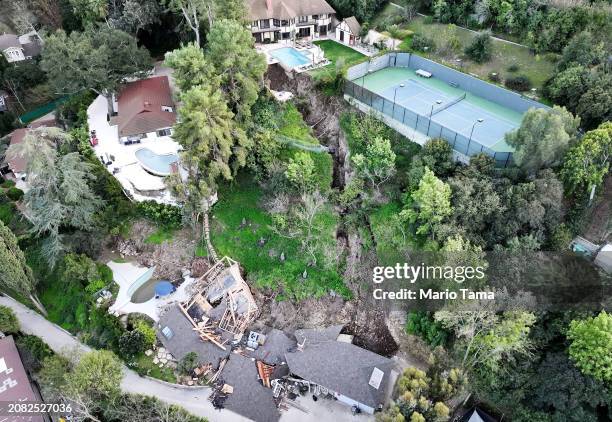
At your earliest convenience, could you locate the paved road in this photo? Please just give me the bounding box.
[0,295,248,422]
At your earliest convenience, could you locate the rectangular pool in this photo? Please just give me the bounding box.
[270,47,311,68]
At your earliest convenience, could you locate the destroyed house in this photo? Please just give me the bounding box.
[157,257,258,368]
[217,353,281,422]
[285,327,395,414]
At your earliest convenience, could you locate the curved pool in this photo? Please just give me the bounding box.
[135,148,179,176]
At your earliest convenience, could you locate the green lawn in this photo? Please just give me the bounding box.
[310,40,367,79]
[145,226,175,244]
[130,353,176,383]
[211,173,350,302]
[400,17,555,90]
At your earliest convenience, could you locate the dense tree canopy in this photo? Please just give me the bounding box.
[206,19,267,120]
[567,311,612,383]
[505,106,579,174]
[41,26,151,96]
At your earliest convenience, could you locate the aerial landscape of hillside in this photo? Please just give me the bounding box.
[0,0,610,421]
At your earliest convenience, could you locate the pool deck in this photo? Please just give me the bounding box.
[256,41,329,72]
[87,94,181,204]
[108,260,196,322]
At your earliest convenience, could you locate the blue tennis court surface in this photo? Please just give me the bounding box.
[357,67,523,152]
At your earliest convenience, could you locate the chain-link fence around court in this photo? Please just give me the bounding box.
[344,80,514,167]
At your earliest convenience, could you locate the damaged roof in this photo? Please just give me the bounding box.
[157,304,230,370]
[285,340,394,410]
[294,324,344,345]
[221,353,281,422]
[249,328,296,365]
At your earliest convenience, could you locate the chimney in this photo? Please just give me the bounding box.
[266,0,272,12]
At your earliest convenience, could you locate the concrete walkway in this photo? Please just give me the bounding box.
[0,295,248,422]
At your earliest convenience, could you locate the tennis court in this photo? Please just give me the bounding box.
[355,67,522,152]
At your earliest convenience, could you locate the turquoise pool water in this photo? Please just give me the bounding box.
[270,47,311,68]
[135,148,179,176]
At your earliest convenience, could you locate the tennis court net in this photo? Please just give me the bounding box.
[432,93,466,116]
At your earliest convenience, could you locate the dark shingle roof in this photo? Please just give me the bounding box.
[221,354,281,422]
[285,340,394,409]
[117,76,176,137]
[248,0,335,21]
[157,304,230,370]
[249,328,296,365]
[294,325,343,345]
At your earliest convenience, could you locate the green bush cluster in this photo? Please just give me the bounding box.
[137,201,182,229]
[505,75,532,91]
[406,311,449,347]
[6,187,24,201]
[411,34,436,52]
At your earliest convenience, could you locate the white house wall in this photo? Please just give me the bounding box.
[334,392,375,414]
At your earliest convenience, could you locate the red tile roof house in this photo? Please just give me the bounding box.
[111,76,177,144]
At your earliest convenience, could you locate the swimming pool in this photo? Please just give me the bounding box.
[135,148,179,176]
[270,47,311,68]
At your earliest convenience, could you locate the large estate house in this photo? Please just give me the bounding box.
[248,0,336,43]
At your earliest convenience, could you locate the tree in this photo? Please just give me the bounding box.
[206,19,267,120]
[557,31,605,72]
[69,0,108,26]
[109,0,161,34]
[401,167,452,240]
[567,311,612,383]
[285,152,317,193]
[41,27,151,97]
[118,330,147,357]
[164,0,213,46]
[0,220,46,314]
[505,106,579,174]
[7,128,104,267]
[164,43,218,93]
[464,32,492,63]
[168,83,249,220]
[545,65,590,112]
[435,307,536,373]
[575,73,612,130]
[0,305,19,334]
[352,136,396,194]
[560,122,612,196]
[67,350,123,400]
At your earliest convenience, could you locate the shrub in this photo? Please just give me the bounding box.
[505,75,532,91]
[464,32,492,63]
[423,16,434,24]
[1,179,15,188]
[0,305,19,334]
[137,201,182,229]
[118,330,147,357]
[411,34,436,52]
[85,279,107,295]
[16,335,53,363]
[405,311,449,347]
[178,352,200,375]
[507,63,520,72]
[134,320,156,349]
[6,187,24,201]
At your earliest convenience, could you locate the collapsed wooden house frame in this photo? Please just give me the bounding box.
[180,256,259,349]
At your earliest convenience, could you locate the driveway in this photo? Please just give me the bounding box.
[0,295,248,422]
